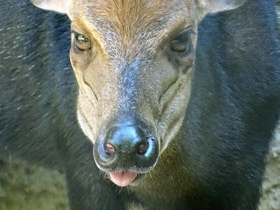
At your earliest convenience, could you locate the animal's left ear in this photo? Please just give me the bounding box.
[30,0,72,14]
[201,0,246,13]
[196,0,246,22]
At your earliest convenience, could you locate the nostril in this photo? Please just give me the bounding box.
[137,140,149,155]
[104,143,115,156]
[94,125,159,171]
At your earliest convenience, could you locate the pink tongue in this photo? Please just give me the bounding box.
[109,171,137,187]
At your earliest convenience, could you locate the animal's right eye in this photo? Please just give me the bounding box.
[170,28,194,55]
[73,32,91,51]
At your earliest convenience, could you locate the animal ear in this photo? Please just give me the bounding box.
[200,0,246,14]
[30,0,72,14]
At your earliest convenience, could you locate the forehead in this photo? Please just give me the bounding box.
[70,0,190,21]
[69,0,193,58]
[70,0,193,33]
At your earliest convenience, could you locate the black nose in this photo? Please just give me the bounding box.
[94,125,158,171]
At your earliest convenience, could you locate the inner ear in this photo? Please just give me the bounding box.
[204,0,246,13]
[30,0,72,14]
[196,0,246,22]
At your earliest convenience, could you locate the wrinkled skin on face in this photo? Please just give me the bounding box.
[31,0,246,187]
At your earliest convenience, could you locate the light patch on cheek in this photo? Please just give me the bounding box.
[159,113,186,154]
[158,74,192,154]
[69,56,85,90]
[70,59,97,144]
[77,99,96,144]
[76,86,120,145]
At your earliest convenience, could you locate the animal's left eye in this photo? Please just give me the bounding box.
[170,29,194,54]
[73,32,91,51]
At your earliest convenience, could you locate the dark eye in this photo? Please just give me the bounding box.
[170,29,194,53]
[73,32,91,51]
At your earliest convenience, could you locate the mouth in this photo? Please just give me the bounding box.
[108,170,142,187]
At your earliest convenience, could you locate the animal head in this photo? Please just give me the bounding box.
[31,0,246,187]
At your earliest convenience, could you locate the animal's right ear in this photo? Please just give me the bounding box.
[30,0,72,14]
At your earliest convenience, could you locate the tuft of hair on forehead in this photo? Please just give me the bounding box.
[83,0,178,37]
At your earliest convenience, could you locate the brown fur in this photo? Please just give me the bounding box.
[69,0,194,61]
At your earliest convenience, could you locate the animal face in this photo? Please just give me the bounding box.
[31,0,246,187]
